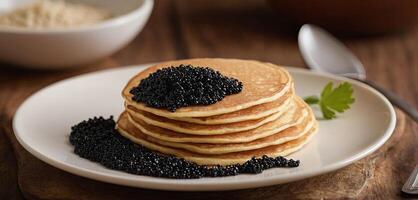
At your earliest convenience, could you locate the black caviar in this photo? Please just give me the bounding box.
[129,65,243,112]
[69,117,300,179]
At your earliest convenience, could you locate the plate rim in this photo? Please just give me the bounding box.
[12,64,396,191]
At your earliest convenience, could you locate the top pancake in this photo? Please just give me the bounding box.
[123,58,292,117]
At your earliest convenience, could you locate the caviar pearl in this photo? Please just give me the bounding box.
[129,65,243,112]
[69,117,300,179]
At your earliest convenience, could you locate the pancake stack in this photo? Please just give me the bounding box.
[117,58,317,166]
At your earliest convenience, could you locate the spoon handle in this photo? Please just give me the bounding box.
[402,164,418,195]
[359,79,418,122]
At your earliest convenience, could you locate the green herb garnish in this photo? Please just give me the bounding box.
[304,82,355,119]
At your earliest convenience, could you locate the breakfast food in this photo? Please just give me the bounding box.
[0,0,111,28]
[123,59,292,117]
[69,58,319,178]
[116,58,318,166]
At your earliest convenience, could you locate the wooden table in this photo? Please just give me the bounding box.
[1,1,417,199]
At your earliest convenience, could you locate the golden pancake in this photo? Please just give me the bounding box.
[125,97,308,144]
[126,109,316,154]
[126,99,295,135]
[123,58,292,117]
[126,86,294,125]
[117,115,317,166]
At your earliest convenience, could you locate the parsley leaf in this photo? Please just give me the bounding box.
[304,82,355,119]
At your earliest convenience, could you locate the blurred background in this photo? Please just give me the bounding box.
[98,0,418,66]
[0,0,417,68]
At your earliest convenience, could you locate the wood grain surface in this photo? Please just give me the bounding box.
[0,1,417,199]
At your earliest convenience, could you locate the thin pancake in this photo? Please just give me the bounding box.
[123,58,292,117]
[126,99,296,135]
[117,115,317,166]
[126,110,316,154]
[125,97,307,143]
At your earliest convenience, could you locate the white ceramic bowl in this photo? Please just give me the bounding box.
[0,0,153,69]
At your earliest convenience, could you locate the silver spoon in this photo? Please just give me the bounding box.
[298,24,418,122]
[298,24,418,195]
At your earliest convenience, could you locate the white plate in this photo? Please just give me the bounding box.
[13,64,396,191]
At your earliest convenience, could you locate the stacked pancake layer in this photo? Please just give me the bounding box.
[117,58,317,166]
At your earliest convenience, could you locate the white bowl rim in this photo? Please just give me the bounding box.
[0,0,154,34]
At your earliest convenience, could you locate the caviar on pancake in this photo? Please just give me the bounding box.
[129,64,243,112]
